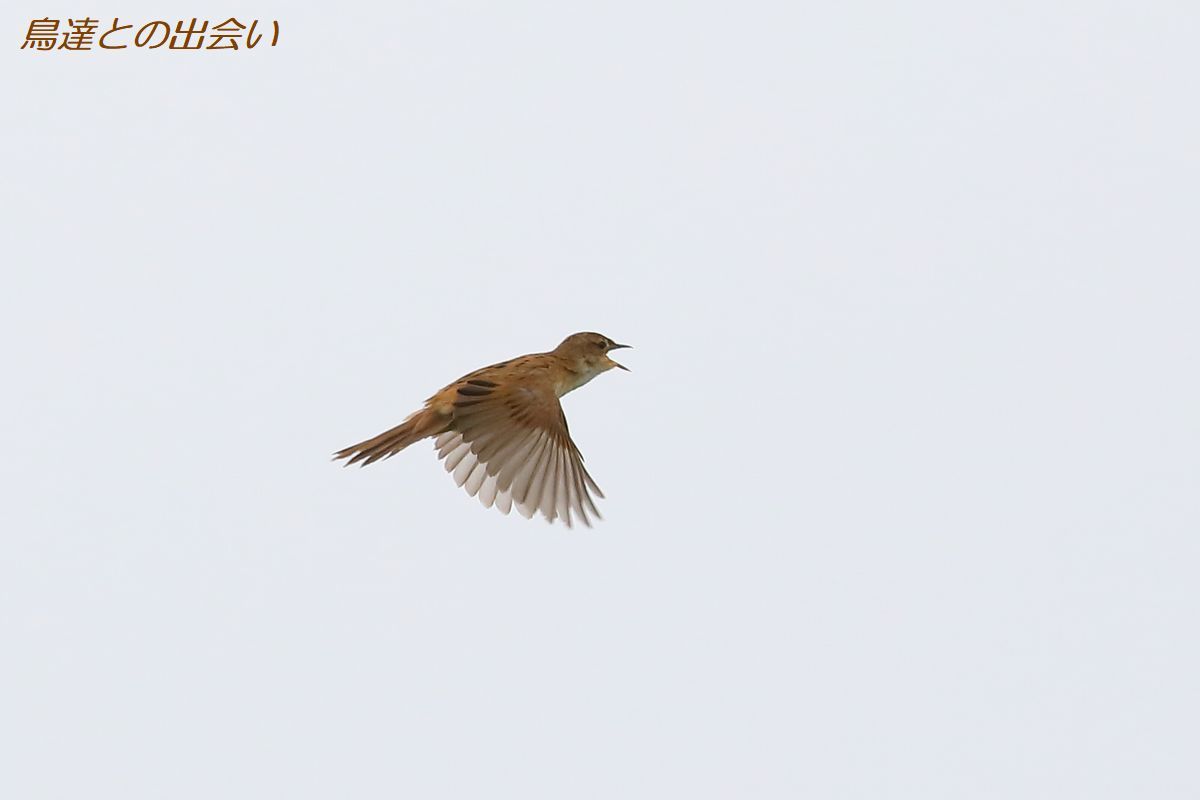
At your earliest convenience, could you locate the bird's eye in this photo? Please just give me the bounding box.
[597,339,608,349]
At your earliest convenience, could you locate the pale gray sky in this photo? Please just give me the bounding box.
[3,1,1198,797]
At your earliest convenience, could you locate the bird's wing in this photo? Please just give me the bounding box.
[432,378,604,528]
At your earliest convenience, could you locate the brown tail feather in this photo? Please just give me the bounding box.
[334,408,446,467]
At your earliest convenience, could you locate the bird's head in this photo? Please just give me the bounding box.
[555,331,632,375]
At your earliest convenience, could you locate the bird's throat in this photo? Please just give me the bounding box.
[556,365,601,397]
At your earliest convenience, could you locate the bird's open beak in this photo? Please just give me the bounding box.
[608,343,631,371]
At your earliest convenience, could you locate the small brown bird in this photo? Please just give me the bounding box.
[334,332,631,527]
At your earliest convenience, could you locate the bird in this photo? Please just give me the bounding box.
[334,332,631,528]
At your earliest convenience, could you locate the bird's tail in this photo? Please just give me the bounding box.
[333,408,446,467]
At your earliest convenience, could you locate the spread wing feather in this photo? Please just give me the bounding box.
[434,380,603,527]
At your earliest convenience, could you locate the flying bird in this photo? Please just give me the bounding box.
[334,332,631,527]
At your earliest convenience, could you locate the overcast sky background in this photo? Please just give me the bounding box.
[3,1,1198,797]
